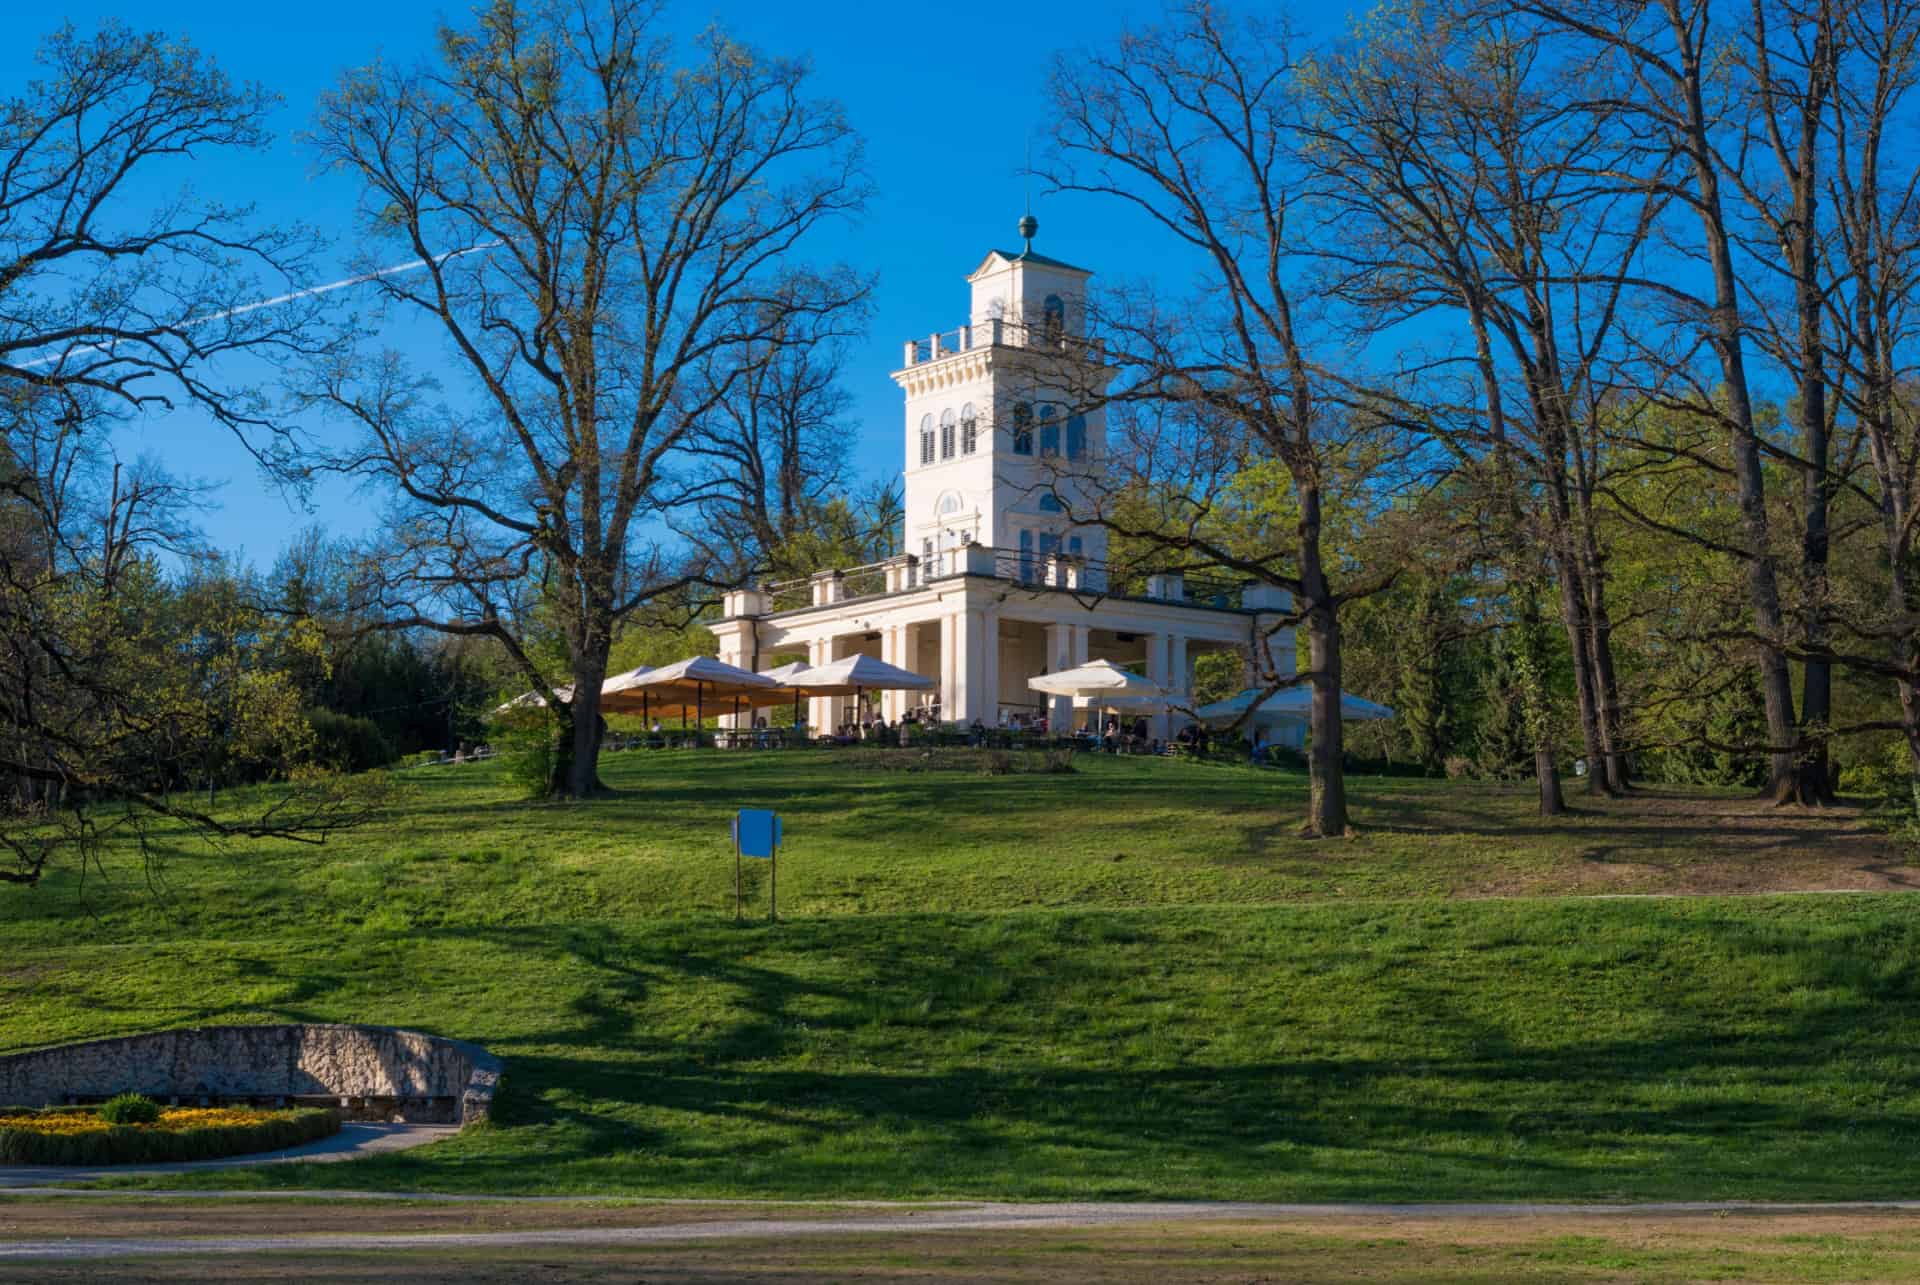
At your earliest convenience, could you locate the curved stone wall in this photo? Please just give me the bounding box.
[0,1024,500,1125]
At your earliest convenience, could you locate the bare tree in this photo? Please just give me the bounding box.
[1510,0,1825,802]
[1822,0,1920,798]
[1303,0,1659,808]
[680,301,868,579]
[1043,4,1424,837]
[300,0,869,797]
[0,22,380,888]
[1727,0,1851,802]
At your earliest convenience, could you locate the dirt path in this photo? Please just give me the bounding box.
[6,1197,1920,1261]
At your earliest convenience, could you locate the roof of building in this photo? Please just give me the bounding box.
[967,248,1094,279]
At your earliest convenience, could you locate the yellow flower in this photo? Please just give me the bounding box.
[0,1107,300,1136]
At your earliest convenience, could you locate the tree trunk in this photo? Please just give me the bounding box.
[1552,538,1612,796]
[555,650,610,799]
[1667,3,1800,801]
[1517,584,1566,817]
[1299,487,1348,838]
[1305,595,1348,837]
[1579,525,1630,792]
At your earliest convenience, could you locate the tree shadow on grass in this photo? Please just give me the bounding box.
[231,904,1920,1200]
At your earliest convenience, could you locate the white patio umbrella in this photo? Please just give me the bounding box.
[495,666,653,715]
[1029,660,1167,731]
[759,661,815,726]
[784,654,935,726]
[1192,686,1394,742]
[601,655,778,730]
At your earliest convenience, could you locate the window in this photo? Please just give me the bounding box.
[960,403,977,454]
[940,408,956,460]
[919,414,934,466]
[1012,403,1034,455]
[1039,493,1063,512]
[1039,531,1062,560]
[1068,535,1084,558]
[1038,404,1059,458]
[938,491,963,516]
[1042,294,1065,346]
[1018,529,1034,582]
[1066,414,1087,460]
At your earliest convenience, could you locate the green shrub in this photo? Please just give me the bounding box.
[305,708,398,772]
[0,1107,339,1166]
[489,707,564,797]
[98,1093,160,1125]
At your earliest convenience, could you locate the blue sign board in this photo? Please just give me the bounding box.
[733,809,781,859]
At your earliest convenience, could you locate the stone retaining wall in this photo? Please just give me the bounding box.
[0,1025,501,1125]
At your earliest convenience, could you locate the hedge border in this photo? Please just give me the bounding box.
[0,1107,340,1166]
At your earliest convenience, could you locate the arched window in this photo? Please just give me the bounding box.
[1042,294,1066,346]
[938,491,964,516]
[1039,493,1063,512]
[919,414,935,466]
[960,402,978,454]
[1038,404,1060,458]
[1012,403,1034,456]
[940,408,957,460]
[1066,414,1087,460]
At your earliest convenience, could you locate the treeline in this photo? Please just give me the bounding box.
[1030,0,1920,832]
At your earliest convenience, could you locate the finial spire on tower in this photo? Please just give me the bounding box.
[1019,133,1038,253]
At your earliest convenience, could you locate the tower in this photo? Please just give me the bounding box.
[891,217,1109,578]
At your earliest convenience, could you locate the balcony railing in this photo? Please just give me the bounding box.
[758,550,1248,612]
[901,318,1102,368]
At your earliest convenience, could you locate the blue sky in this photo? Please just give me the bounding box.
[6,1,1351,565]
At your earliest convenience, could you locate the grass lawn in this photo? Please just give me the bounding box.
[6,750,1901,948]
[3,749,1918,1201]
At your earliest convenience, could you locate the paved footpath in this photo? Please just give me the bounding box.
[6,1198,1920,1262]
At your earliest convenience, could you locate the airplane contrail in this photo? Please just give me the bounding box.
[15,240,502,369]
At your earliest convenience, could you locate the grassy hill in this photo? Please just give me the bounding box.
[4,749,1917,1200]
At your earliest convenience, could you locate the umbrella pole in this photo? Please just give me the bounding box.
[697,681,704,745]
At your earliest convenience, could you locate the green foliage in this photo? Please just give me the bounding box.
[487,707,561,799]
[97,1093,160,1125]
[1637,667,1770,789]
[0,1107,337,1166]
[304,709,397,773]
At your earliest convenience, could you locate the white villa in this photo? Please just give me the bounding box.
[710,227,1296,740]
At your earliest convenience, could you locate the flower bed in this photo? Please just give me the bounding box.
[0,1102,340,1166]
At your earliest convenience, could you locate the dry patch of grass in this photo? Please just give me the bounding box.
[11,1208,1920,1283]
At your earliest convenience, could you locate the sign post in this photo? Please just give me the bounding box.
[731,808,782,922]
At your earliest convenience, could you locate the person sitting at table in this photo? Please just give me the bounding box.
[968,716,987,746]
[871,715,889,741]
[1101,716,1119,753]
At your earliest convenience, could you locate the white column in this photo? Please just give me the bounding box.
[1169,635,1191,738]
[807,638,833,735]
[954,607,987,724]
[718,640,744,730]
[1043,622,1073,731]
[1145,632,1169,741]
[939,613,958,725]
[981,610,1001,725]
[904,623,924,718]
